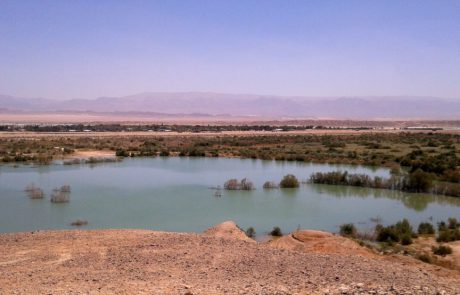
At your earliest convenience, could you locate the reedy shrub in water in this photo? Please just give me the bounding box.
[223,178,254,190]
[263,181,279,189]
[25,183,44,199]
[50,185,71,203]
[279,174,299,188]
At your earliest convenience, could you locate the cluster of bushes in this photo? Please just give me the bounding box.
[375,219,415,245]
[25,184,71,203]
[309,169,460,197]
[224,174,300,190]
[437,218,460,242]
[224,178,255,190]
[340,218,458,256]
[310,169,435,192]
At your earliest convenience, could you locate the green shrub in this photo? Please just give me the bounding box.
[403,169,433,193]
[339,223,357,237]
[400,234,413,245]
[375,219,414,245]
[437,229,460,242]
[279,174,299,188]
[245,227,256,238]
[437,218,460,242]
[418,222,435,235]
[432,245,453,256]
[448,218,459,229]
[270,226,283,236]
[376,225,400,243]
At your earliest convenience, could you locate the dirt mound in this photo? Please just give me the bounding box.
[203,220,255,243]
[269,230,377,258]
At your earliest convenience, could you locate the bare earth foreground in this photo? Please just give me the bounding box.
[1,222,459,295]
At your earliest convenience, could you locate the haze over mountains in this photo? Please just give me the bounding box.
[1,92,459,119]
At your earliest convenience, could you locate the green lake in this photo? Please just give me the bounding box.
[1,157,459,235]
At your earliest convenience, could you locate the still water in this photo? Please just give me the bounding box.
[1,157,459,234]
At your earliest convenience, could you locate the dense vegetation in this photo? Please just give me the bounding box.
[2,132,459,195]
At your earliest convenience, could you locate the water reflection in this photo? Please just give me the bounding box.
[309,183,460,211]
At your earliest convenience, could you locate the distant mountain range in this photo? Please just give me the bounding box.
[0,92,459,119]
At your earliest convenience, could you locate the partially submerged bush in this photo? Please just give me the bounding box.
[51,191,70,203]
[59,185,71,193]
[224,179,239,190]
[223,178,254,190]
[418,222,435,235]
[263,181,279,189]
[270,226,283,236]
[279,174,299,188]
[50,185,71,203]
[403,169,434,193]
[71,219,88,226]
[432,245,453,256]
[245,227,256,238]
[240,178,254,190]
[25,183,44,199]
[339,223,357,237]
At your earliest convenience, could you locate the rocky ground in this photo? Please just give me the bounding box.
[0,222,459,294]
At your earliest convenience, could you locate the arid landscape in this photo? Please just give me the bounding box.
[2,1,460,294]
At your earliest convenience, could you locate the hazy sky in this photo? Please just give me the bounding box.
[1,0,460,99]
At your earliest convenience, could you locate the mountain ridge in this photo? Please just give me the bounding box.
[1,92,459,119]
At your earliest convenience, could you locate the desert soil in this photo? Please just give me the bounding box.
[0,222,459,295]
